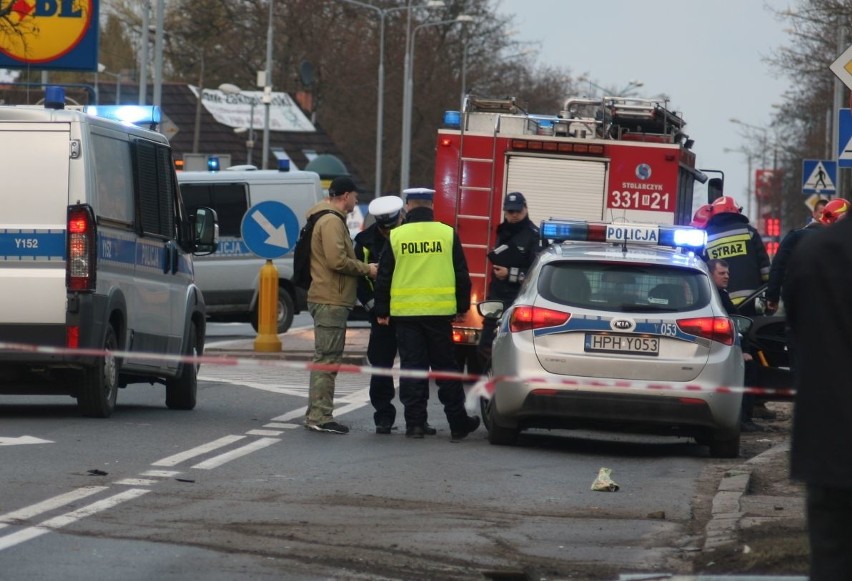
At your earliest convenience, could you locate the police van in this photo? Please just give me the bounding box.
[0,88,218,417]
[177,165,324,333]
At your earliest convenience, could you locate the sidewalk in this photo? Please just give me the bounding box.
[204,326,370,363]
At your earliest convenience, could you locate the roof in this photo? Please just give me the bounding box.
[94,82,366,193]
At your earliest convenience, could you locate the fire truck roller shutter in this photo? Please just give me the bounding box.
[505,156,608,223]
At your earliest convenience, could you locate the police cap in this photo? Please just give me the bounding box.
[403,187,435,202]
[368,195,404,228]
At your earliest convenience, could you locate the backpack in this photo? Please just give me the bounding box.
[291,209,346,290]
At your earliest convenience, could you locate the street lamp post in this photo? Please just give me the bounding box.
[723,146,756,218]
[261,0,274,170]
[401,14,473,190]
[220,83,259,166]
[98,64,122,104]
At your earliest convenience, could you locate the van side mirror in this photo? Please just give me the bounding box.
[192,207,219,255]
[707,177,724,203]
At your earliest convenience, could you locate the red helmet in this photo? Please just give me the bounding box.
[710,196,742,215]
[820,198,851,224]
[690,204,713,229]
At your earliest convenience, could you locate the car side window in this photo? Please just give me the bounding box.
[180,183,248,238]
[92,133,134,225]
[133,139,176,239]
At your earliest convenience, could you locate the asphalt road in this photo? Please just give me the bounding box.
[0,322,726,580]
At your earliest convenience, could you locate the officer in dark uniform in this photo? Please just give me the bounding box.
[477,192,540,367]
[373,188,480,440]
[354,195,410,434]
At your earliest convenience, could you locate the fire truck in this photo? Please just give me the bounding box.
[433,95,711,372]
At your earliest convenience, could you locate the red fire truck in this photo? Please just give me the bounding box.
[433,95,711,372]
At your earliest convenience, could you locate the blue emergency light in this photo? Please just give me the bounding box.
[207,156,221,172]
[85,105,162,129]
[443,110,461,128]
[541,219,706,251]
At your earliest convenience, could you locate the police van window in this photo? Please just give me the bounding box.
[133,140,176,239]
[91,133,134,224]
[179,183,248,238]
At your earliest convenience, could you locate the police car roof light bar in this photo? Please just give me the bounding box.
[540,219,706,251]
[84,105,162,130]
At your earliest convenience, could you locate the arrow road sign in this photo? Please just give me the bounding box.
[241,200,300,260]
[0,436,54,446]
[802,159,837,195]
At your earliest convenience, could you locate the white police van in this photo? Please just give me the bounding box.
[178,164,324,333]
[0,88,218,417]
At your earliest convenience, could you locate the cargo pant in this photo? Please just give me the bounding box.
[305,302,350,425]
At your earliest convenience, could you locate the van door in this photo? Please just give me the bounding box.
[0,123,70,345]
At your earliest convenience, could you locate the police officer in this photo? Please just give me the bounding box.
[701,196,770,316]
[477,192,540,367]
[354,195,421,435]
[373,188,480,440]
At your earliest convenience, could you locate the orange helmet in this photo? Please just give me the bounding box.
[690,204,713,229]
[710,196,742,215]
[820,198,851,224]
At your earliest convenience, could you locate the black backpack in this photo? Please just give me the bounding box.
[291,209,346,290]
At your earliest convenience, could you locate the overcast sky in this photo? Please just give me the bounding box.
[495,0,793,217]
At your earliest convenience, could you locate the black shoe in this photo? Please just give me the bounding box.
[405,425,425,439]
[450,416,480,441]
[423,423,437,436]
[305,421,349,434]
[375,423,393,435]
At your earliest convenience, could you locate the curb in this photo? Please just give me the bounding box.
[702,439,791,551]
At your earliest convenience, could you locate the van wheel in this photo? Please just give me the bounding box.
[250,286,295,334]
[76,326,119,418]
[166,322,198,410]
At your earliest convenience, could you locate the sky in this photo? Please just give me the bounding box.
[495,0,793,216]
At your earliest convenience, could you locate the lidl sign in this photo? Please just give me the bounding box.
[0,0,99,71]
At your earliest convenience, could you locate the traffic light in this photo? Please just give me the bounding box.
[765,217,780,237]
[765,241,779,257]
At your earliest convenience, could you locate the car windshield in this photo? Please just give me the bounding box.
[537,261,711,312]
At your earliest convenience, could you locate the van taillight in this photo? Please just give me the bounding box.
[66,205,97,292]
[676,317,734,345]
[509,306,570,332]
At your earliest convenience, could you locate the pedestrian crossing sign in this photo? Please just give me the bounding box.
[802,159,837,195]
[838,109,852,168]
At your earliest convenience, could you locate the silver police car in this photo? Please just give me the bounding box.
[480,220,744,458]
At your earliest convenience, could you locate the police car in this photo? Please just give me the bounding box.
[478,220,746,458]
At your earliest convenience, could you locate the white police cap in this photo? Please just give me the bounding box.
[368,195,404,228]
[403,187,435,201]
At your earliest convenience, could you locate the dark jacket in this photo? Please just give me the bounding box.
[703,213,771,308]
[765,221,823,303]
[373,207,471,318]
[486,217,541,303]
[353,223,389,311]
[784,216,852,487]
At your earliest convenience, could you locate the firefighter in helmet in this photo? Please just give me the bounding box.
[701,196,771,317]
[691,204,714,229]
[819,197,851,225]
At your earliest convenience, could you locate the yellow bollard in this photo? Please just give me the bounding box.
[254,259,282,352]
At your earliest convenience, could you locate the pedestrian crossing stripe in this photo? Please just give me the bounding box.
[803,161,835,194]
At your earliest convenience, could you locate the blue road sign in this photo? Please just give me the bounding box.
[838,109,852,168]
[802,159,837,195]
[241,201,300,259]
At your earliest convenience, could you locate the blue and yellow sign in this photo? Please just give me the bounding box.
[0,0,99,71]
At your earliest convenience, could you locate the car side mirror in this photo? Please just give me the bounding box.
[477,300,505,320]
[192,207,219,255]
[731,315,753,335]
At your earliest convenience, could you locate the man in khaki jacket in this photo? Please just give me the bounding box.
[305,176,376,434]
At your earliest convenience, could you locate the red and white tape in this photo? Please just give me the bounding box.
[0,340,795,399]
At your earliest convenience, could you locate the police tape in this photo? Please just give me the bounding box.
[0,340,795,398]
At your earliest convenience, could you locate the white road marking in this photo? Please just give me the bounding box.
[0,486,108,531]
[246,429,283,437]
[263,422,299,429]
[192,438,280,470]
[0,489,150,552]
[151,435,245,467]
[112,478,158,486]
[139,469,181,478]
[0,436,53,446]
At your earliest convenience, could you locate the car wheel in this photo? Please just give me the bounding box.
[166,322,198,410]
[76,325,119,418]
[709,431,740,458]
[487,399,518,446]
[250,286,295,334]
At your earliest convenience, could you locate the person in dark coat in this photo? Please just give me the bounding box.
[783,208,852,580]
[702,196,770,317]
[476,192,540,367]
[354,195,411,434]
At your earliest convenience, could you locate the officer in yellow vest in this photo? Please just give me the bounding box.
[373,188,480,440]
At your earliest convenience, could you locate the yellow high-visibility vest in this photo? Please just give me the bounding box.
[389,222,456,316]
